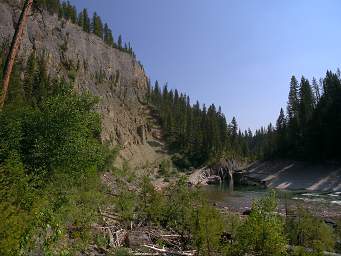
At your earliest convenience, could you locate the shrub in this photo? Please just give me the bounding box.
[234,191,287,256]
[286,208,335,253]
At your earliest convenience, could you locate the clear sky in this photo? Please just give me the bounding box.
[71,0,341,131]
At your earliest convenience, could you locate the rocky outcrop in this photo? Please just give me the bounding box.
[188,159,246,186]
[0,0,167,167]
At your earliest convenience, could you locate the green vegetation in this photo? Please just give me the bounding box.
[112,172,339,255]
[233,192,287,256]
[245,70,341,161]
[0,51,115,255]
[149,81,245,167]
[286,208,335,253]
[1,4,339,255]
[34,0,136,57]
[149,69,341,162]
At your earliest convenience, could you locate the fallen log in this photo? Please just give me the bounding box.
[107,228,115,247]
[133,253,161,256]
[143,244,196,256]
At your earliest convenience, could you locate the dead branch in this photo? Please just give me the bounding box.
[143,245,196,256]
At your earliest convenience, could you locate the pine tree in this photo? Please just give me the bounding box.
[299,76,314,126]
[118,34,123,49]
[91,12,104,39]
[311,77,320,107]
[230,117,238,142]
[275,108,286,155]
[287,75,299,121]
[103,23,114,46]
[78,9,90,33]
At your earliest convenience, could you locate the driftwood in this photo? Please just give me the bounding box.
[107,227,115,247]
[142,245,196,256]
[96,208,193,254]
[98,207,128,248]
[133,253,161,256]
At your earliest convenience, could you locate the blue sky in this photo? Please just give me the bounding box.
[71,0,341,131]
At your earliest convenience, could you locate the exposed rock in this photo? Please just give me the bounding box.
[188,159,247,186]
[0,0,168,167]
[127,231,152,249]
[206,175,222,185]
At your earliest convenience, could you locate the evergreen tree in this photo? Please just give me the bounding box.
[311,77,320,107]
[103,23,114,46]
[298,76,314,126]
[287,75,299,122]
[91,12,104,39]
[118,34,123,49]
[78,9,90,33]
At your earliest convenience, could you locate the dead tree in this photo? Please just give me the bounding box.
[0,0,34,109]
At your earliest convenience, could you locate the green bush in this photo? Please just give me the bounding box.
[0,81,112,255]
[286,208,335,253]
[234,191,287,256]
[159,159,172,176]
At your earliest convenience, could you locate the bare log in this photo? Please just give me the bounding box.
[143,245,196,256]
[107,227,115,247]
[0,0,33,109]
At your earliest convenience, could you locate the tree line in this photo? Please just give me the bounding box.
[148,81,246,167]
[34,0,135,56]
[245,70,341,161]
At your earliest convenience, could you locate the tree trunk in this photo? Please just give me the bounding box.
[0,0,34,109]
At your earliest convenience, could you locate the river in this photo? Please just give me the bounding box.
[201,183,341,219]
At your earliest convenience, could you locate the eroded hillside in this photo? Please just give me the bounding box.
[0,0,167,167]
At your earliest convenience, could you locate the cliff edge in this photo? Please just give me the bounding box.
[0,0,167,167]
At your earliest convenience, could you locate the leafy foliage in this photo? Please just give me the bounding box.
[0,54,113,255]
[233,192,287,256]
[286,208,335,253]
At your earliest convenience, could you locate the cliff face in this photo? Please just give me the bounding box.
[0,0,166,167]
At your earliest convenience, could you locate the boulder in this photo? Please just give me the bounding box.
[207,175,222,185]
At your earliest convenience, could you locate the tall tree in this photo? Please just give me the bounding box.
[311,77,320,107]
[0,0,34,109]
[91,12,104,39]
[287,75,299,121]
[299,76,314,126]
[78,8,90,33]
[117,34,123,49]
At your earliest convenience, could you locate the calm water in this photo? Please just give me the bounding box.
[200,183,341,218]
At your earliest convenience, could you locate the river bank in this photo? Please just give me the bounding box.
[201,183,341,219]
[242,160,341,191]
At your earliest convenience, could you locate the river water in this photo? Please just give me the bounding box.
[201,183,341,218]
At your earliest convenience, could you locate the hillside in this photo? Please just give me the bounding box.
[0,0,166,168]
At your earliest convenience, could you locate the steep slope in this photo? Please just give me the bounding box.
[0,0,167,167]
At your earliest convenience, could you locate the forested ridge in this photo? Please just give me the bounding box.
[148,69,341,164]
[148,80,246,168]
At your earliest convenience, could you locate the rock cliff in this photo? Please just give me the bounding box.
[0,0,167,167]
